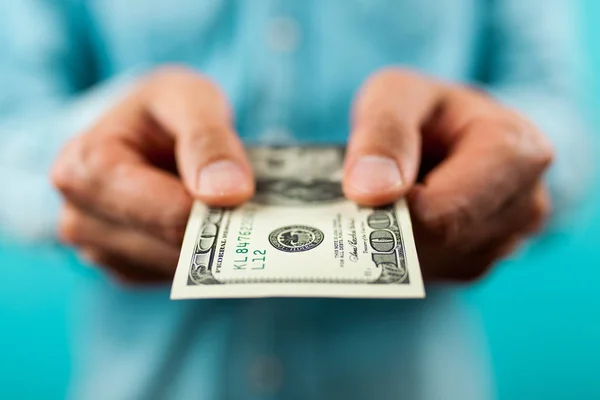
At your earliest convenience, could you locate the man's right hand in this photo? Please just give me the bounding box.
[51,67,254,284]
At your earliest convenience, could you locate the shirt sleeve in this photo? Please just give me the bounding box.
[0,1,139,240]
[482,0,594,226]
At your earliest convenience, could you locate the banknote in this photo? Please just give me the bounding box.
[171,147,424,299]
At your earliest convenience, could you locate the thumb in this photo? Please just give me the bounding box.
[145,68,254,206]
[343,69,440,206]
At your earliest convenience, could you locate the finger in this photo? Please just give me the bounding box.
[52,138,192,244]
[58,204,181,275]
[441,236,524,282]
[344,69,442,205]
[417,230,523,282]
[412,182,550,255]
[410,113,553,238]
[80,248,172,285]
[143,67,254,205]
[519,186,552,235]
[51,68,253,240]
[465,187,545,259]
[493,235,524,260]
[461,184,551,250]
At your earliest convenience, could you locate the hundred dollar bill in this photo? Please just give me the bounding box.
[171,147,424,299]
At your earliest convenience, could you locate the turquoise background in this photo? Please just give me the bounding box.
[1,4,599,399]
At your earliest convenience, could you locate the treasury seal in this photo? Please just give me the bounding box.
[269,225,324,253]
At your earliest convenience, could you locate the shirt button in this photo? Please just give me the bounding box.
[250,355,284,394]
[267,17,301,53]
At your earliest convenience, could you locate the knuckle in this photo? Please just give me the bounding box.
[79,248,105,266]
[534,137,555,169]
[534,198,552,223]
[492,120,555,171]
[529,207,545,228]
[527,192,552,233]
[58,208,84,245]
[520,128,555,170]
[50,163,70,193]
[491,120,527,152]
[539,196,553,220]
[51,136,117,196]
[85,141,121,174]
[50,139,82,193]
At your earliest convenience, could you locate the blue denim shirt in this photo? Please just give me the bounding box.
[0,1,589,399]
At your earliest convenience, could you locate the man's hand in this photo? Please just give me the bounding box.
[343,69,554,281]
[51,67,254,284]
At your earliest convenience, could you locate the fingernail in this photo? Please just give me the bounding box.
[197,160,249,197]
[347,155,403,194]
